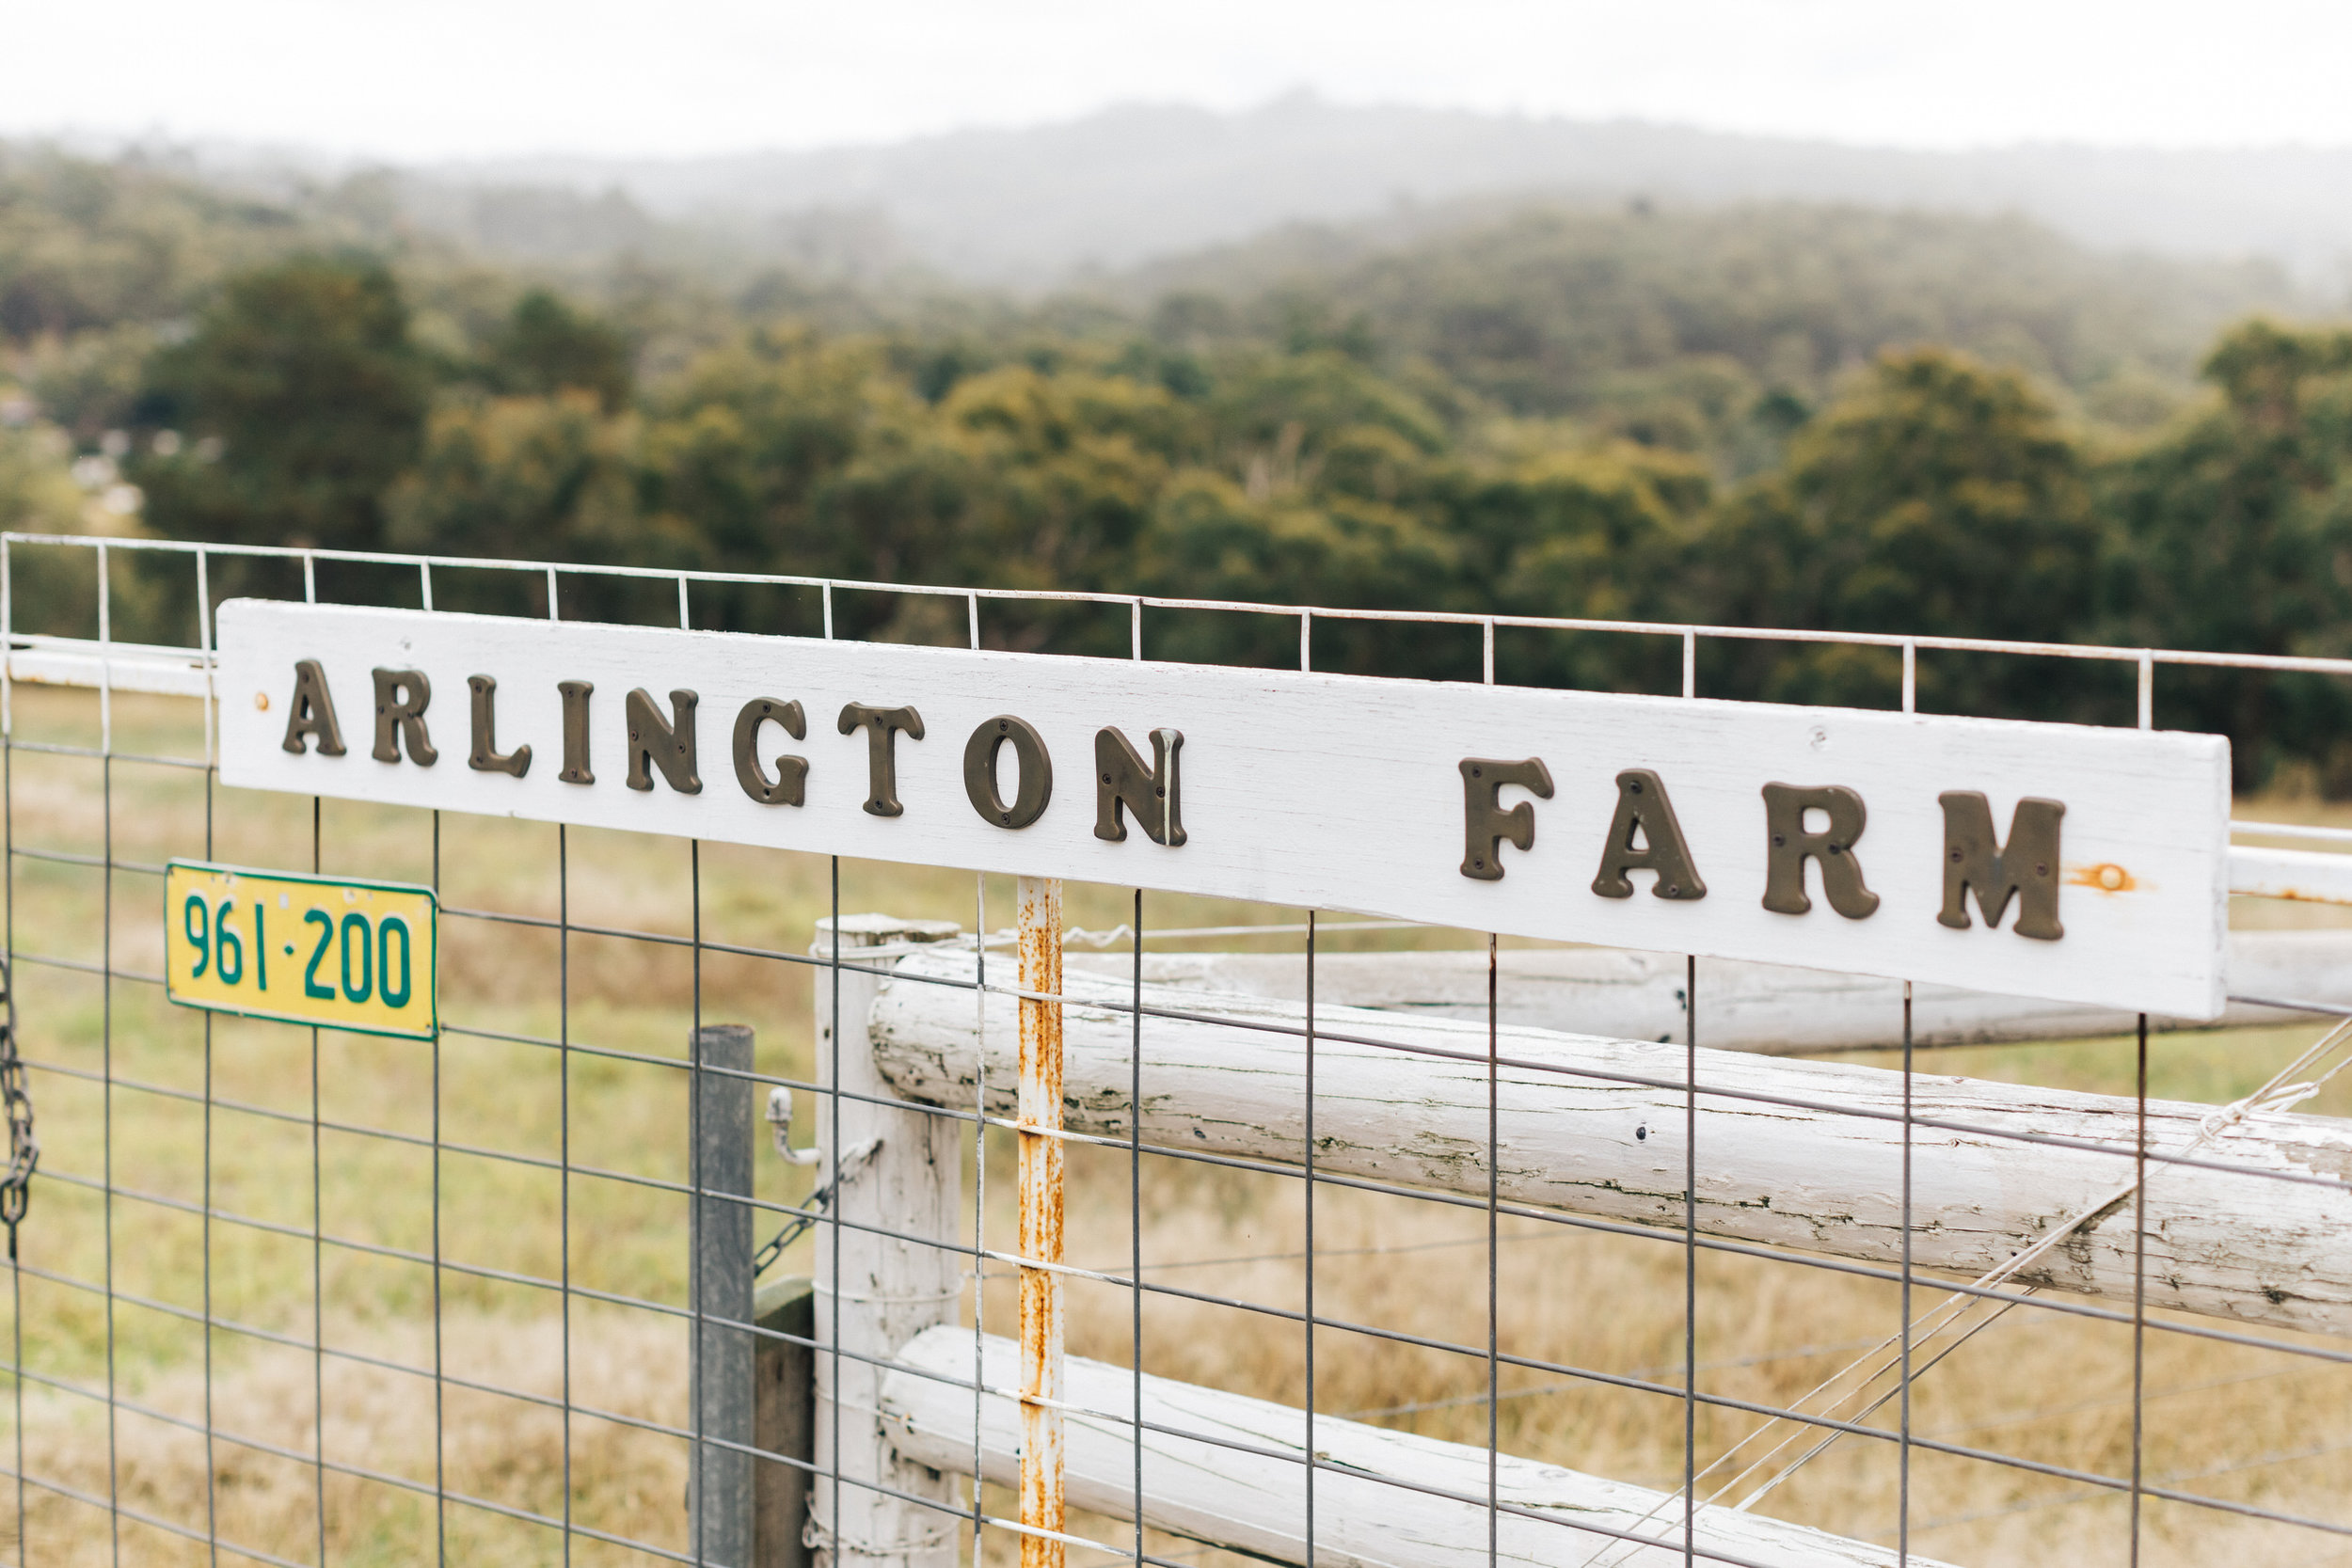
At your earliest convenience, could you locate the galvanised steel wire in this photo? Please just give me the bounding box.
[17,997,2345,1352]
[3,534,2351,1566]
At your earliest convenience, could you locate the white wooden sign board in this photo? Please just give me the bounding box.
[215,600,2231,1018]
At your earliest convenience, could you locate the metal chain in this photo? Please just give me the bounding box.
[0,956,36,1258]
[751,1202,823,1278]
[753,1135,879,1277]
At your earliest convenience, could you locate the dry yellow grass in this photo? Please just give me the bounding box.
[6,686,2352,1566]
[17,1308,688,1566]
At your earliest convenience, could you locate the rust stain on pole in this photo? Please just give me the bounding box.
[1017,875,1066,1568]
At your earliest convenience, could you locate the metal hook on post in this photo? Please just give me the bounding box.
[767,1086,823,1167]
[754,1106,882,1278]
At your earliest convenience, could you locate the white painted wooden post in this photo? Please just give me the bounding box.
[812,914,963,1568]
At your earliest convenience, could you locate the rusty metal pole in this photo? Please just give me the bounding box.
[1016,876,1065,1568]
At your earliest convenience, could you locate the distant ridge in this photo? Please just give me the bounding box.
[421,96,2352,287]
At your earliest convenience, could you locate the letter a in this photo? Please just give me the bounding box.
[1591,769,1706,900]
[281,659,347,756]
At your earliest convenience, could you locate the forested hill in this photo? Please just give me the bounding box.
[9,147,2352,791]
[6,144,2306,450]
[1106,202,2303,436]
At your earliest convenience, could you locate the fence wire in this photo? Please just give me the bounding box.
[0,532,2348,1568]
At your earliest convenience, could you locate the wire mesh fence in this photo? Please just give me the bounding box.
[2,531,2350,1567]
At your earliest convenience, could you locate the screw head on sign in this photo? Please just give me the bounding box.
[254,692,269,710]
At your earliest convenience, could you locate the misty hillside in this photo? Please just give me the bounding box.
[421,95,2352,286]
[1111,201,2307,436]
[17,135,2352,787]
[2,139,2318,460]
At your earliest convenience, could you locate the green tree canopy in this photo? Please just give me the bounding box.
[137,254,430,551]
[2104,319,2352,784]
[482,288,634,411]
[1696,348,2101,714]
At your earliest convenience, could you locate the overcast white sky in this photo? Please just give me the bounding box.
[8,0,2350,162]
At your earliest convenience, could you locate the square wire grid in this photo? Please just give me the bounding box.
[0,533,2346,1568]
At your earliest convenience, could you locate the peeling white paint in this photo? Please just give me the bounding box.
[876,950,2352,1338]
[882,1327,1957,1568]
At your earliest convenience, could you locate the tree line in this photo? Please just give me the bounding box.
[2,148,2349,790]
[27,252,2329,789]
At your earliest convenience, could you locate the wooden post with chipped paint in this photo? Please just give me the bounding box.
[810,915,962,1568]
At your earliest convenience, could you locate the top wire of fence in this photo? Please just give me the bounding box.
[13,525,2352,681]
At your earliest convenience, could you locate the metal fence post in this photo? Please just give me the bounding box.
[812,916,963,1568]
[694,1022,757,1566]
[1016,878,1065,1568]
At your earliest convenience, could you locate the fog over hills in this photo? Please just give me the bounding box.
[416,95,2352,287]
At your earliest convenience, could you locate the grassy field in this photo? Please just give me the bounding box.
[5,684,2351,1566]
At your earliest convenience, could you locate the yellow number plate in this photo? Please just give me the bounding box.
[164,862,438,1039]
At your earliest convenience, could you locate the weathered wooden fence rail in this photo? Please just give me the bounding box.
[1069,927,2352,1053]
[871,947,2352,1338]
[809,927,1964,1568]
[880,1327,1954,1568]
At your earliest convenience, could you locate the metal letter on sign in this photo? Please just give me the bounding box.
[839,705,924,817]
[280,658,346,756]
[371,668,438,767]
[468,674,531,777]
[1938,790,2065,941]
[1092,727,1183,847]
[558,680,595,784]
[1590,768,1706,901]
[625,688,703,795]
[1459,757,1553,880]
[733,697,807,807]
[966,716,1054,830]
[1760,783,1881,919]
